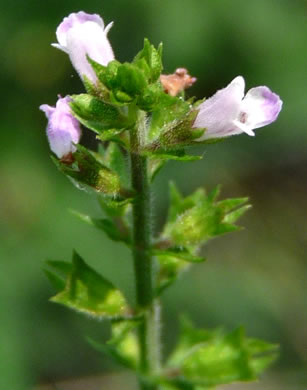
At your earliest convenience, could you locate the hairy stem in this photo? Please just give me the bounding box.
[130,116,161,390]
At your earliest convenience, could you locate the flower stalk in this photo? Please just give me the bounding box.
[130,116,161,389]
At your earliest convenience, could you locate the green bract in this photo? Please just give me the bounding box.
[162,183,250,248]
[89,320,140,369]
[52,144,133,200]
[46,252,130,319]
[164,319,278,388]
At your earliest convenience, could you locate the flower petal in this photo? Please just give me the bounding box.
[55,11,104,48]
[53,12,114,83]
[239,86,283,130]
[66,20,114,82]
[40,97,81,158]
[193,76,245,139]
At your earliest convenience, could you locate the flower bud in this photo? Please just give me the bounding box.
[52,11,114,83]
[40,96,81,159]
[193,76,282,140]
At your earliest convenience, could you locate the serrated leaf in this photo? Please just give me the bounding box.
[44,260,73,291]
[87,58,120,91]
[98,195,132,218]
[156,111,204,149]
[167,183,205,224]
[133,38,163,82]
[116,63,147,98]
[148,94,191,141]
[52,145,126,197]
[166,320,278,387]
[88,320,139,369]
[70,94,129,133]
[71,210,131,245]
[103,143,129,187]
[162,184,251,248]
[50,252,129,319]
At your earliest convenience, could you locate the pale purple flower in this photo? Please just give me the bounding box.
[193,76,282,140]
[40,97,81,158]
[52,11,115,83]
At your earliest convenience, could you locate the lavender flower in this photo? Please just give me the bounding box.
[52,11,115,83]
[40,97,81,159]
[193,76,282,140]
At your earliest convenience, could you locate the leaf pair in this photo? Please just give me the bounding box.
[162,318,278,389]
[154,183,251,293]
[162,183,250,248]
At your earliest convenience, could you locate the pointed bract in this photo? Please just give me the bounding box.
[52,11,115,83]
[193,76,282,139]
[40,96,81,158]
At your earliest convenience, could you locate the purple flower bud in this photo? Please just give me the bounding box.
[52,11,115,83]
[40,96,81,159]
[193,76,282,140]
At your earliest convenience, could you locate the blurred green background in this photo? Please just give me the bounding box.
[0,0,306,389]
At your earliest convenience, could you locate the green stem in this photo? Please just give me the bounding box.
[130,116,161,390]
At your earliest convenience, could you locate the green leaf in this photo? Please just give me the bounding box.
[87,58,120,92]
[103,143,129,187]
[152,244,206,295]
[148,94,191,141]
[166,319,278,387]
[98,195,132,218]
[155,110,204,149]
[155,254,190,296]
[70,94,129,133]
[153,248,205,263]
[161,183,251,248]
[116,63,147,98]
[146,149,202,162]
[71,210,131,245]
[136,83,165,112]
[52,145,127,197]
[149,158,167,183]
[88,320,139,369]
[89,57,148,101]
[133,38,163,83]
[161,379,211,390]
[44,260,73,291]
[50,252,129,319]
[97,128,127,143]
[223,204,251,224]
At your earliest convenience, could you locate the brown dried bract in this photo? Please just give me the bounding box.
[60,152,75,165]
[160,68,197,96]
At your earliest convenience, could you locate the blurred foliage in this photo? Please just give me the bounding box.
[0,0,306,389]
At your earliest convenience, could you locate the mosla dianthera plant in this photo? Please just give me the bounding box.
[40,11,283,390]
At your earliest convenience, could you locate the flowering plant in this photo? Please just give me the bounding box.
[40,11,282,390]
